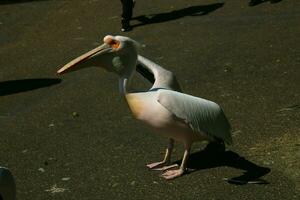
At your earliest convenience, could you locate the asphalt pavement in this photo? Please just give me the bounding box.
[0,0,299,199]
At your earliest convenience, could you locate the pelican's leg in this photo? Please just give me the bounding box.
[161,142,191,180]
[146,138,178,170]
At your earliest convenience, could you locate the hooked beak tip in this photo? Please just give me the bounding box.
[56,68,66,75]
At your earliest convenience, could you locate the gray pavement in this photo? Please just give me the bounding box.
[0,0,299,199]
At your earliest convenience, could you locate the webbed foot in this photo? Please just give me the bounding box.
[161,169,185,180]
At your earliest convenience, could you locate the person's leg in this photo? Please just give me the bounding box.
[120,0,134,32]
[121,0,133,20]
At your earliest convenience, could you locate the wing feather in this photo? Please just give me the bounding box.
[157,90,232,144]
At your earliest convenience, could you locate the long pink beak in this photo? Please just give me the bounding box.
[57,43,110,74]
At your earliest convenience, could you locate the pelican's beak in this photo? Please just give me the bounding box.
[57,43,111,74]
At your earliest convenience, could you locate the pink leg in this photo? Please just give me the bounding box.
[147,139,177,170]
[161,142,191,180]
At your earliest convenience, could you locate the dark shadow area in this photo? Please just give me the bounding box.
[136,63,155,84]
[131,3,224,28]
[249,0,283,7]
[0,0,49,5]
[0,78,61,96]
[175,144,271,185]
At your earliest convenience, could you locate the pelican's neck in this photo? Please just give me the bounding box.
[119,77,128,95]
[119,69,136,95]
[117,53,137,96]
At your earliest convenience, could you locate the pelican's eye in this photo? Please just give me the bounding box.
[103,36,121,49]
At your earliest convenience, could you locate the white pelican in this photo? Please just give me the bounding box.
[0,167,16,200]
[57,35,232,179]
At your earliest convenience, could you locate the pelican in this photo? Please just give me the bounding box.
[57,35,232,179]
[0,167,16,200]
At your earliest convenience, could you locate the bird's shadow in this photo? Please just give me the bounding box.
[175,145,271,185]
[131,3,224,28]
[249,0,283,7]
[0,0,49,5]
[0,78,61,96]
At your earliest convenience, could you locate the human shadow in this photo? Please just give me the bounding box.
[175,144,271,185]
[0,78,61,96]
[131,3,224,28]
[0,0,49,5]
[249,0,283,7]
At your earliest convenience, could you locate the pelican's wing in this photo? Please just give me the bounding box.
[137,55,182,92]
[157,90,232,144]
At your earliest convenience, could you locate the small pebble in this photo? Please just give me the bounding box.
[45,184,67,193]
[224,67,232,73]
[62,177,71,181]
[263,160,274,166]
[109,16,118,20]
[38,168,45,173]
[22,149,28,154]
[72,112,79,117]
[263,161,270,165]
[130,181,136,186]
[112,183,119,187]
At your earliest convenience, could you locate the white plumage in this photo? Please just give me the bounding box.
[157,89,232,145]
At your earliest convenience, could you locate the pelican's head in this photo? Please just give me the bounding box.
[57,35,139,78]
